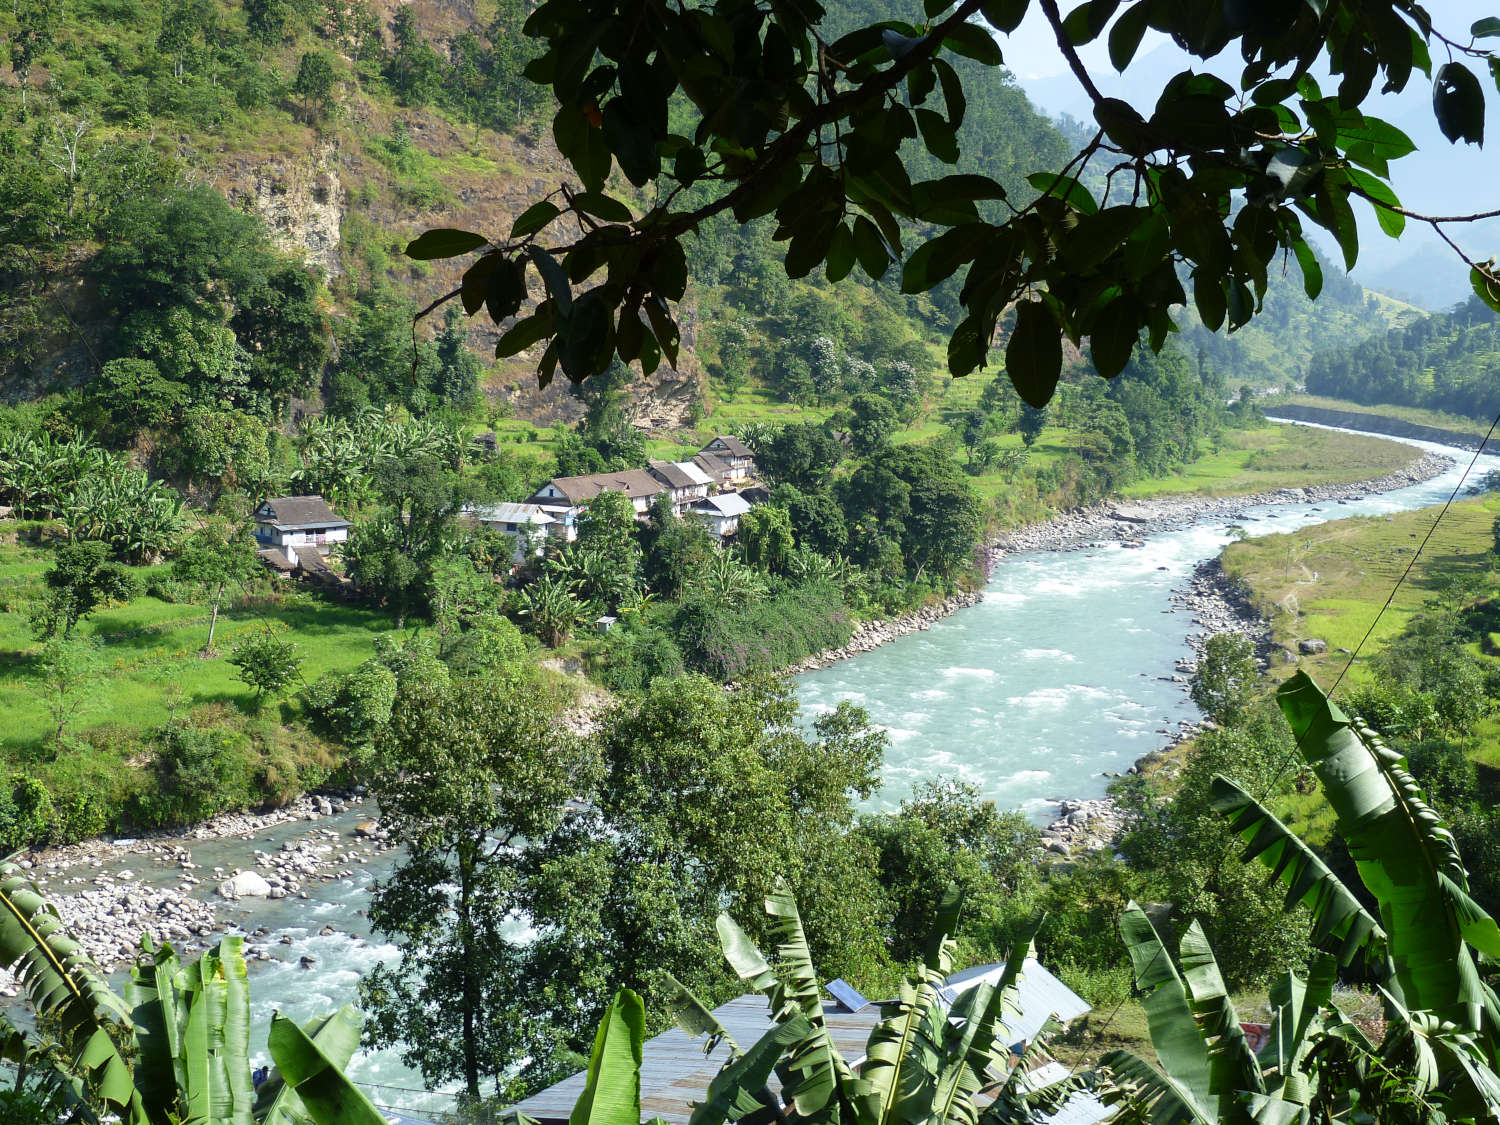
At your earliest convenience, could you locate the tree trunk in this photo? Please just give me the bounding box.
[460,853,480,1098]
[206,581,223,651]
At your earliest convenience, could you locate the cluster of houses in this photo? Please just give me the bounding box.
[472,435,766,561]
[251,436,766,577]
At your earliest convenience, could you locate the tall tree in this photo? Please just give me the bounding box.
[361,657,595,1100]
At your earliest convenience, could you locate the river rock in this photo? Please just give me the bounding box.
[217,870,273,899]
[1298,638,1328,654]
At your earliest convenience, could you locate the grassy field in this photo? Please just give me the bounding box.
[0,530,401,751]
[1119,425,1421,498]
[1221,494,1500,686]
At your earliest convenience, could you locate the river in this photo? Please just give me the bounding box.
[29,426,1500,1120]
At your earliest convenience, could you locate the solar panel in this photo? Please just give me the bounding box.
[825,979,871,1013]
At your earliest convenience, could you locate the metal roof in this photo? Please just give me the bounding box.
[942,959,1091,1046]
[471,502,556,526]
[1022,1062,1116,1125]
[254,496,350,531]
[509,962,1090,1125]
[507,993,881,1125]
[691,493,752,518]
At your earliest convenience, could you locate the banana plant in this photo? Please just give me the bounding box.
[0,859,385,1124]
[1096,669,1500,1123]
[664,882,1078,1125]
[1215,673,1500,1044]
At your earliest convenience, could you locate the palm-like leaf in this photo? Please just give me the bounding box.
[1274,672,1500,1040]
[0,861,143,1122]
[1209,776,1388,971]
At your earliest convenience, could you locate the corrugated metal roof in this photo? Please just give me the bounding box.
[943,959,1091,1045]
[692,493,752,518]
[510,962,1090,1125]
[472,502,556,525]
[1023,1062,1116,1125]
[508,994,881,1125]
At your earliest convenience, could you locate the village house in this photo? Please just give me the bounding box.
[253,496,350,561]
[468,501,556,562]
[689,491,752,538]
[698,435,757,482]
[646,459,713,510]
[525,469,668,540]
[509,959,1105,1125]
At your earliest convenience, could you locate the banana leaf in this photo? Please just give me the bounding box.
[0,861,143,1124]
[1104,904,1217,1125]
[1208,775,1387,970]
[688,1015,812,1125]
[718,884,861,1124]
[665,973,741,1058]
[257,1007,368,1125]
[266,1012,387,1125]
[1177,921,1263,1100]
[1275,672,1500,1040]
[570,988,647,1125]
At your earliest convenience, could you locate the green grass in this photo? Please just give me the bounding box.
[1119,425,1420,498]
[0,534,401,750]
[1218,493,1500,833]
[1222,494,1500,686]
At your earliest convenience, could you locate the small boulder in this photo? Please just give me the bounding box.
[217,870,273,900]
[1298,638,1327,655]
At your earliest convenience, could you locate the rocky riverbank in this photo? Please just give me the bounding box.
[4,793,393,983]
[787,588,986,673]
[991,450,1452,559]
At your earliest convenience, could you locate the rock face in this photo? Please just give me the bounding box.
[230,152,343,279]
[217,870,273,899]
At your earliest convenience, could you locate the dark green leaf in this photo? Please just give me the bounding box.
[1472,16,1500,38]
[1473,264,1500,314]
[1291,239,1323,300]
[571,193,634,223]
[1226,281,1253,330]
[1108,2,1149,71]
[915,108,960,164]
[901,224,985,292]
[406,229,488,260]
[1343,168,1404,237]
[1006,301,1061,408]
[459,254,500,316]
[1025,171,1097,214]
[1193,271,1226,332]
[935,60,966,130]
[645,297,680,367]
[485,258,530,323]
[557,291,611,383]
[942,22,1002,65]
[511,202,561,239]
[495,308,553,357]
[651,240,689,301]
[825,223,856,283]
[1089,297,1137,378]
[529,246,573,317]
[852,216,892,279]
[1433,62,1486,145]
[978,0,1027,33]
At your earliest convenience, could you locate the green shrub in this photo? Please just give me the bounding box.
[0,776,56,851]
[132,722,254,828]
[672,581,852,679]
[596,622,685,693]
